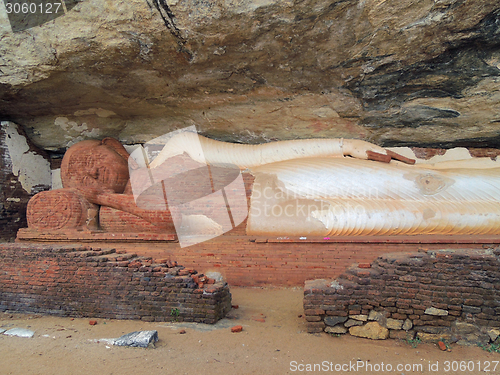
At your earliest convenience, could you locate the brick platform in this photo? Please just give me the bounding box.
[0,243,231,323]
[18,235,500,287]
[165,237,500,287]
[17,228,177,242]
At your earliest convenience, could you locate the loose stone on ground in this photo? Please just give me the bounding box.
[112,331,159,348]
[3,328,35,338]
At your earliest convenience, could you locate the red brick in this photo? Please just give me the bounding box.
[438,341,447,351]
[304,309,325,316]
[231,325,243,333]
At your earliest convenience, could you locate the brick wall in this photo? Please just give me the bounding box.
[17,236,497,287]
[304,248,500,346]
[0,243,232,323]
[117,237,495,287]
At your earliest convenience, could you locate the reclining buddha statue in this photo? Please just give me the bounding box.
[23,132,500,239]
[148,131,500,237]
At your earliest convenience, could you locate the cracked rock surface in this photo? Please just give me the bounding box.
[0,0,499,151]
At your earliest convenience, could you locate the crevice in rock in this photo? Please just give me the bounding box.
[146,0,194,62]
[381,134,500,150]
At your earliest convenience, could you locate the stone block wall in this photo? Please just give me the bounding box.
[0,243,231,323]
[304,248,500,346]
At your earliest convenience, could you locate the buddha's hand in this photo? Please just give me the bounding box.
[77,186,104,205]
[342,139,415,165]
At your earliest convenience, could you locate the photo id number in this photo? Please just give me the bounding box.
[5,2,62,14]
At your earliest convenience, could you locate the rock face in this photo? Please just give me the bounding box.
[0,0,499,151]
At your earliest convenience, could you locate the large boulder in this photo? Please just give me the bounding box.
[0,0,499,151]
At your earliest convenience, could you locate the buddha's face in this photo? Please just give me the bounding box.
[61,140,129,194]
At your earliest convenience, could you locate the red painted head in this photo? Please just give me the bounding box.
[61,138,130,194]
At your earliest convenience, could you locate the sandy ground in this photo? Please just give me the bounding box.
[1,287,499,375]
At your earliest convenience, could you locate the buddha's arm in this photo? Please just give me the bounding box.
[149,132,411,169]
[78,188,174,224]
[88,191,138,214]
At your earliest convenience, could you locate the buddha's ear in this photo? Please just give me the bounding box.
[101,137,130,161]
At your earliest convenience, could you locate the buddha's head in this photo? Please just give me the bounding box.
[61,138,130,194]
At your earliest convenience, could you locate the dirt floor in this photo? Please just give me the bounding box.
[1,287,499,375]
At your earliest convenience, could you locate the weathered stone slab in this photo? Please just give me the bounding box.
[399,275,417,282]
[424,307,448,316]
[402,319,413,331]
[324,316,348,327]
[349,322,389,340]
[344,319,364,328]
[3,328,35,338]
[456,333,490,347]
[112,331,158,348]
[368,311,387,324]
[325,326,348,334]
[452,322,478,335]
[488,329,500,342]
[386,318,403,330]
[349,314,367,322]
[450,322,490,346]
